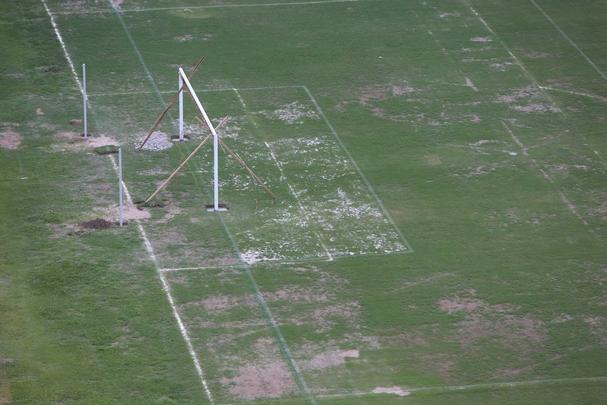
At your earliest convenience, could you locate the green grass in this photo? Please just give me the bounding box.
[1,0,607,403]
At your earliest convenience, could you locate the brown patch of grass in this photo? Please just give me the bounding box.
[424,154,442,166]
[222,361,295,400]
[0,130,22,150]
[304,349,359,370]
[53,132,119,152]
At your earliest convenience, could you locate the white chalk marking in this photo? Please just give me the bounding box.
[501,121,588,226]
[529,0,607,80]
[88,85,303,98]
[232,88,334,261]
[539,85,607,103]
[41,0,83,94]
[312,376,607,400]
[42,1,214,401]
[303,85,412,252]
[465,77,479,92]
[53,0,359,15]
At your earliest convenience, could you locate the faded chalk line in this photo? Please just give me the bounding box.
[53,0,360,15]
[42,1,214,402]
[539,85,607,103]
[303,85,413,252]
[529,0,607,80]
[501,121,588,227]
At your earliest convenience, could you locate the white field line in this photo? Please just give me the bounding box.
[105,4,316,403]
[40,0,83,94]
[42,2,214,402]
[232,88,333,261]
[159,249,410,273]
[539,85,607,103]
[529,0,607,80]
[53,0,359,15]
[310,376,607,401]
[501,121,589,226]
[463,2,562,110]
[88,85,303,98]
[302,86,413,252]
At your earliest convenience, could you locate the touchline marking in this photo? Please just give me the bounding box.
[501,121,588,227]
[53,0,359,14]
[106,3,316,403]
[529,0,607,80]
[40,0,83,94]
[539,85,607,103]
[312,376,607,400]
[302,85,413,253]
[42,2,214,402]
[232,88,333,261]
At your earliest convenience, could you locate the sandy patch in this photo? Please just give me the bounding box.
[0,130,22,150]
[440,290,546,350]
[98,203,151,222]
[470,36,492,43]
[53,132,118,152]
[222,361,295,400]
[305,349,359,370]
[372,386,410,397]
[424,154,442,166]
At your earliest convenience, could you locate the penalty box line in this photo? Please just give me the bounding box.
[159,250,411,274]
[40,1,215,403]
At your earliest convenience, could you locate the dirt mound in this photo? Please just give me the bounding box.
[139,131,173,151]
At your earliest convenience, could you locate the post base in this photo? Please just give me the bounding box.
[205,203,229,212]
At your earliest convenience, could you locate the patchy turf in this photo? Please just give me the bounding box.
[1,0,607,403]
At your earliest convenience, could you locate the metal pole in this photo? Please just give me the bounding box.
[82,64,88,138]
[178,68,184,141]
[178,68,222,211]
[118,147,124,226]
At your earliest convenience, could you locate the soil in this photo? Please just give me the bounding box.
[222,361,295,400]
[139,131,173,151]
[80,218,113,229]
[305,349,359,370]
[0,131,22,150]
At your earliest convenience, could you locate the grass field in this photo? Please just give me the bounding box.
[1,0,607,403]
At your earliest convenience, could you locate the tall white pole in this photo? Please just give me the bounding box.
[178,68,184,141]
[82,64,88,138]
[178,68,221,211]
[213,118,219,211]
[118,147,124,226]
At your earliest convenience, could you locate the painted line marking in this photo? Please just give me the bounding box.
[53,0,359,15]
[529,0,607,80]
[501,121,589,227]
[88,85,303,98]
[105,3,316,403]
[42,1,214,402]
[302,85,413,252]
[233,88,334,261]
[539,85,607,103]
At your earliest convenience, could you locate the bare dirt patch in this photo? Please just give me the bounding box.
[0,130,22,150]
[439,290,546,351]
[80,218,114,229]
[424,154,442,166]
[53,132,119,152]
[222,361,295,400]
[304,349,359,370]
[372,386,410,397]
